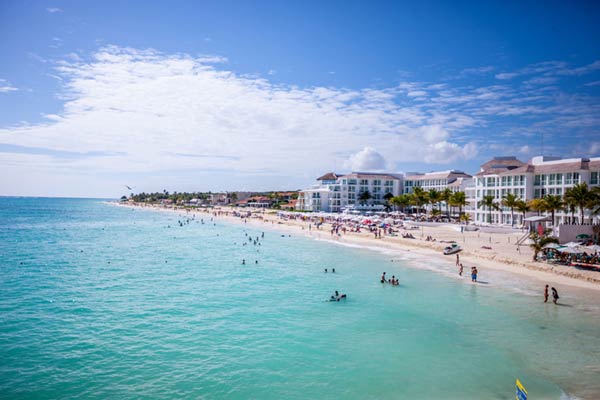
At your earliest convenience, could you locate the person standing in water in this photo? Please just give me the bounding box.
[381,272,386,283]
[459,263,463,276]
[551,287,559,304]
[544,285,549,303]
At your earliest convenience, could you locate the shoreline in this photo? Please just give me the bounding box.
[114,202,600,296]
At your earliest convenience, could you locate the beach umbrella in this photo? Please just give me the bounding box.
[558,246,583,254]
[543,243,561,249]
[584,244,600,253]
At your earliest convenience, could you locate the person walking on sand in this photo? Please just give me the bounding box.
[551,287,559,304]
[456,253,460,267]
[459,263,463,276]
[544,284,549,303]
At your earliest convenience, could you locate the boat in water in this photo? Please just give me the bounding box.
[443,244,462,255]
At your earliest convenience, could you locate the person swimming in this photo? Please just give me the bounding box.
[381,272,386,283]
[330,290,347,301]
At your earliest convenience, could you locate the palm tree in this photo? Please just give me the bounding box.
[428,189,441,215]
[358,190,372,205]
[411,187,427,214]
[459,213,471,224]
[528,198,547,216]
[528,231,559,262]
[501,193,520,226]
[383,192,394,211]
[479,195,499,224]
[563,197,577,224]
[441,188,453,218]
[515,200,529,226]
[564,183,594,224]
[392,194,412,213]
[543,195,563,226]
[450,191,468,218]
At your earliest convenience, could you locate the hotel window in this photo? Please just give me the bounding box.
[548,174,556,185]
[348,186,356,193]
[565,173,573,185]
[555,188,562,196]
[342,179,347,184]
[592,172,599,185]
[486,177,495,186]
[573,172,580,183]
[555,173,562,185]
[385,180,393,187]
[359,179,368,185]
[534,189,540,198]
[348,179,357,185]
[534,175,541,185]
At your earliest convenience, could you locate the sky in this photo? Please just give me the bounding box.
[1,0,600,197]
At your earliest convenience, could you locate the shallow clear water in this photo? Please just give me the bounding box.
[0,198,599,399]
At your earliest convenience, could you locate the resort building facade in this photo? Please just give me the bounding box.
[471,156,600,225]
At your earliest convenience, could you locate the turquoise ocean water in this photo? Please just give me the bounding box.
[1,198,599,399]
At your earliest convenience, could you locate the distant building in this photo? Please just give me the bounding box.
[403,170,472,194]
[297,172,403,212]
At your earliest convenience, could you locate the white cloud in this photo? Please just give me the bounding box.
[0,79,17,93]
[343,147,388,171]
[519,145,530,154]
[0,46,477,195]
[407,90,427,97]
[46,7,62,13]
[495,72,519,80]
[423,141,478,163]
[1,46,596,196]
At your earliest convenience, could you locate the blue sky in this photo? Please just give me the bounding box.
[1,0,599,197]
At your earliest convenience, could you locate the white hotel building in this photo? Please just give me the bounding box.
[297,172,403,212]
[403,170,473,194]
[470,156,600,225]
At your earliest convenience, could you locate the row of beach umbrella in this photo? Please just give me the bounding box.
[543,242,600,254]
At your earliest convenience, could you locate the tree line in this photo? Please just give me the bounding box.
[478,182,600,225]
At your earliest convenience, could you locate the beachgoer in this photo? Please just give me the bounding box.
[242,259,246,265]
[544,285,549,303]
[459,263,463,276]
[551,287,559,304]
[381,272,386,283]
[324,268,328,273]
[471,267,477,282]
[456,254,460,266]
[332,268,336,273]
